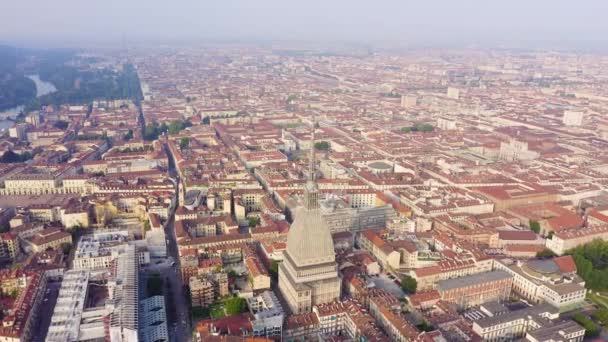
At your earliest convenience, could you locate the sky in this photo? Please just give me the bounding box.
[2,0,608,48]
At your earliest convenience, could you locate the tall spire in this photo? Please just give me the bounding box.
[304,113,319,210]
[309,112,316,182]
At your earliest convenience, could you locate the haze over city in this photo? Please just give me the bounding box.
[3,0,608,48]
[2,2,608,342]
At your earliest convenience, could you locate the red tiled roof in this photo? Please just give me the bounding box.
[498,230,537,241]
[554,255,577,273]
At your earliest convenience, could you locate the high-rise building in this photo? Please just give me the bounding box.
[278,117,341,314]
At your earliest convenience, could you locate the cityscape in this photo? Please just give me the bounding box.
[2,2,608,342]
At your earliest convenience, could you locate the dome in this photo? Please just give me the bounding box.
[368,161,392,170]
[525,259,559,275]
[286,206,336,267]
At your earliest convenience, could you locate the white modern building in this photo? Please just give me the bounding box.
[494,257,586,310]
[140,296,169,342]
[47,244,142,342]
[246,291,285,337]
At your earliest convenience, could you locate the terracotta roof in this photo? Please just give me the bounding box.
[554,255,577,274]
[546,214,584,231]
[498,230,537,241]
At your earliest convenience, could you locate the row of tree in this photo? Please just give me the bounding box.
[143,120,193,141]
[0,150,34,163]
[401,124,435,133]
[567,239,608,291]
[29,63,144,110]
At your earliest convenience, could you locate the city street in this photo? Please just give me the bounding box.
[162,146,191,342]
[34,280,61,342]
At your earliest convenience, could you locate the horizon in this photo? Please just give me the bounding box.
[2,0,608,50]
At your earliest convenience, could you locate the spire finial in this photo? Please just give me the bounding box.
[309,112,316,182]
[304,112,319,210]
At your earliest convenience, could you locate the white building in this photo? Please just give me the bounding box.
[140,296,169,342]
[562,110,584,126]
[48,245,142,342]
[494,258,586,310]
[447,87,460,100]
[499,139,539,162]
[246,291,284,337]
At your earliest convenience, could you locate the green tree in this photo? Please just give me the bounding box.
[143,219,151,232]
[286,94,298,103]
[224,297,247,315]
[401,275,417,294]
[9,289,19,299]
[123,129,133,141]
[572,313,600,337]
[248,217,260,228]
[0,150,34,163]
[566,239,608,291]
[269,260,280,280]
[314,141,330,151]
[417,124,434,132]
[592,308,608,326]
[60,242,72,255]
[143,122,162,141]
[417,320,434,332]
[168,120,185,135]
[53,120,69,129]
[529,220,541,234]
[536,248,557,258]
[179,137,190,150]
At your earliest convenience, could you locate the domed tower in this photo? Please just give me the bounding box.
[278,115,341,314]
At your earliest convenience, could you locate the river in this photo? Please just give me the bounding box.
[0,75,57,131]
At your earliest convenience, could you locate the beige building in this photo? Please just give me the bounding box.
[278,133,341,314]
[25,228,72,253]
[245,256,271,292]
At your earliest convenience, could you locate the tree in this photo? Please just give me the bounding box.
[224,297,247,315]
[566,239,608,291]
[286,94,298,103]
[0,150,34,163]
[417,124,434,133]
[53,120,69,129]
[401,275,417,294]
[168,120,185,135]
[123,129,133,141]
[179,137,190,150]
[572,313,600,337]
[269,260,280,280]
[401,127,412,133]
[60,242,72,255]
[143,219,151,232]
[536,248,557,258]
[529,220,541,234]
[248,217,260,228]
[9,289,19,299]
[592,308,608,326]
[417,320,434,332]
[314,141,330,151]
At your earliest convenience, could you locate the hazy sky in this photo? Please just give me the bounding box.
[2,0,608,48]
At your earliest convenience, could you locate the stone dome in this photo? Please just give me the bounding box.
[286,206,336,267]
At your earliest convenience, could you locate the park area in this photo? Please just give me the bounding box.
[191,296,248,320]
